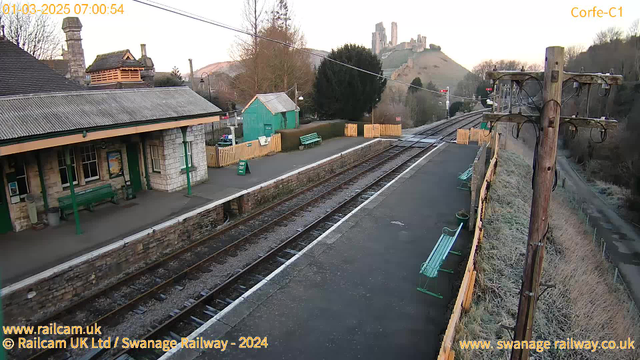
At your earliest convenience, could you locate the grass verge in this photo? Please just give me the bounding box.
[453,150,640,360]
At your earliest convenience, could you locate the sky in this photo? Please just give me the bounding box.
[7,0,640,73]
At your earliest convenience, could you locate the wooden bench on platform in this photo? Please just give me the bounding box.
[58,184,118,220]
[300,133,322,148]
[417,223,463,298]
[457,165,473,191]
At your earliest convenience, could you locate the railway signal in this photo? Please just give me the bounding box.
[486,87,492,91]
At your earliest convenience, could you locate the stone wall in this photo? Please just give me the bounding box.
[161,125,208,192]
[241,139,391,213]
[2,203,224,324]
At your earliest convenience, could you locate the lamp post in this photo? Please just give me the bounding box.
[199,72,211,102]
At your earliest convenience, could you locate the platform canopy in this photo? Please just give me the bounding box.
[0,87,222,156]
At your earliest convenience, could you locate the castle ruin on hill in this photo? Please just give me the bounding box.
[371,22,427,56]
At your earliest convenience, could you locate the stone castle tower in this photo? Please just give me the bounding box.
[371,22,387,56]
[61,17,86,85]
[391,22,398,47]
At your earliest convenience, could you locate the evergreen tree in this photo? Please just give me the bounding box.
[314,44,387,120]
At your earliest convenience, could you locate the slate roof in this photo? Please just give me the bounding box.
[243,92,298,115]
[86,50,144,73]
[41,59,70,77]
[0,39,83,96]
[0,87,222,142]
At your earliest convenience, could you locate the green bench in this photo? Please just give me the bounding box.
[457,165,473,191]
[417,223,463,298]
[300,133,322,148]
[58,184,118,220]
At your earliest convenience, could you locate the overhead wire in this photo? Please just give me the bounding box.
[132,0,488,101]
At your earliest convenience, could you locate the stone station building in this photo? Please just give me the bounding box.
[0,36,221,234]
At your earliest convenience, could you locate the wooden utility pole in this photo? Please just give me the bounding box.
[484,48,622,360]
[484,63,622,359]
[509,46,564,360]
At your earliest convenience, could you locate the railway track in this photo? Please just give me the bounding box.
[111,112,485,360]
[11,111,485,360]
[415,110,486,138]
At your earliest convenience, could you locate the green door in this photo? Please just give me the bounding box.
[126,143,143,193]
[0,166,13,234]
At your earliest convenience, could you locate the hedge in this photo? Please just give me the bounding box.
[277,120,346,151]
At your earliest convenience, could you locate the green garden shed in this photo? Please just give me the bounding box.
[242,92,299,142]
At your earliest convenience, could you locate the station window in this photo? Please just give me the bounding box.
[80,145,100,181]
[179,142,193,169]
[150,145,161,173]
[15,159,29,199]
[58,150,78,187]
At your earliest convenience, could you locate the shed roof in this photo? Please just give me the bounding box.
[0,39,83,96]
[0,87,221,142]
[243,92,298,115]
[86,50,144,72]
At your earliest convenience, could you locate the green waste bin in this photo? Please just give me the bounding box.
[122,181,135,200]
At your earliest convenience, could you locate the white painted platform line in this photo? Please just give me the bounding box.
[1,139,388,297]
[158,142,446,360]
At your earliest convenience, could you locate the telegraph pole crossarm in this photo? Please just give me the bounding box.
[483,69,622,131]
[483,112,619,129]
[485,71,622,85]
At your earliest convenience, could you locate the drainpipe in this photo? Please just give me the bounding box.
[181,127,192,196]
[65,146,82,235]
[36,150,49,211]
[141,136,152,190]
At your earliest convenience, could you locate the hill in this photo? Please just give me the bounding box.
[194,60,243,78]
[382,49,470,91]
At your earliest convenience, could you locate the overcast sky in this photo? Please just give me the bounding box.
[17,0,640,73]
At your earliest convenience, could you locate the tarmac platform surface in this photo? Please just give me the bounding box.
[0,137,371,286]
[172,143,479,360]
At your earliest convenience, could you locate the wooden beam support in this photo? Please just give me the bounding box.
[486,71,542,82]
[563,72,623,85]
[483,113,618,129]
[486,71,622,85]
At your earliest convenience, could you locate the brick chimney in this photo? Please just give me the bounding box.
[139,43,155,86]
[61,17,86,85]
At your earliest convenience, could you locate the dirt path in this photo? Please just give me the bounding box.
[556,155,640,305]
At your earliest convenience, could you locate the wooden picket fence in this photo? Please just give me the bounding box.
[206,133,281,168]
[456,129,470,144]
[470,128,491,144]
[344,123,357,137]
[437,133,500,360]
[379,124,402,136]
[363,124,401,138]
[363,124,381,138]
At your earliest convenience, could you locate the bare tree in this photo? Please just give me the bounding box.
[231,0,266,98]
[594,27,623,45]
[232,0,313,103]
[0,1,62,59]
[564,45,585,65]
[628,19,640,39]
[525,63,543,71]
